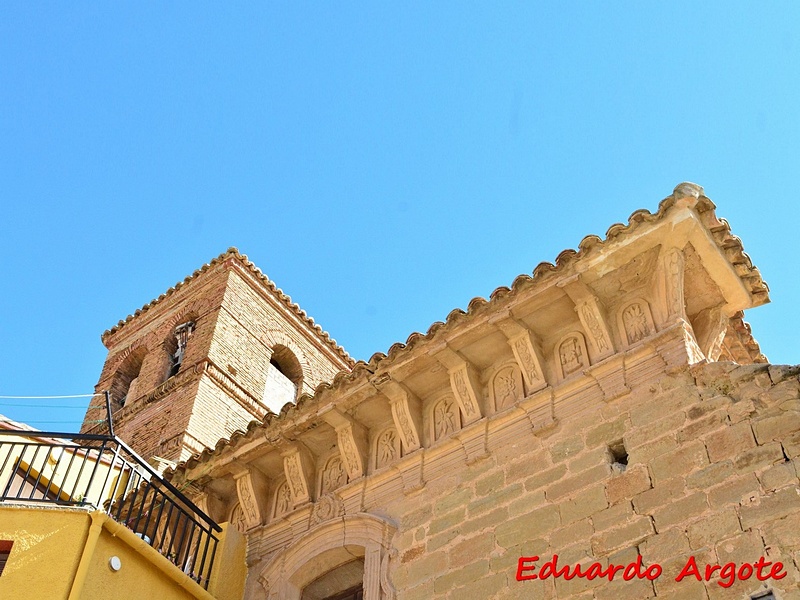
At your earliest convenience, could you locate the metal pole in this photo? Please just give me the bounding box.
[104,390,114,437]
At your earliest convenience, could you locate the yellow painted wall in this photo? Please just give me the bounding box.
[81,531,198,600]
[0,505,88,598]
[0,506,246,600]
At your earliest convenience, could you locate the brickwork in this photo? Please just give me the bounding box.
[82,252,351,462]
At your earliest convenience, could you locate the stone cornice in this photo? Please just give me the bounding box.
[169,184,770,479]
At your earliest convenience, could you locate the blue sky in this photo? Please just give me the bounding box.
[1,3,799,432]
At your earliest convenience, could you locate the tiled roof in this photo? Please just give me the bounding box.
[101,248,354,366]
[169,183,770,475]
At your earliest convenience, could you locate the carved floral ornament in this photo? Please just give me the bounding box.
[491,363,523,411]
[375,427,401,470]
[273,481,293,518]
[618,299,656,346]
[321,455,347,495]
[431,396,460,442]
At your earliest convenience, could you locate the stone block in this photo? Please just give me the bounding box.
[495,504,560,549]
[449,534,495,568]
[560,484,608,525]
[687,509,741,550]
[704,422,755,463]
[585,415,629,449]
[739,485,800,530]
[757,461,797,492]
[633,477,685,515]
[550,434,585,463]
[523,464,567,492]
[708,473,760,509]
[591,516,654,555]
[606,464,652,505]
[592,500,635,532]
[733,442,785,472]
[652,491,708,531]
[687,460,734,490]
[649,441,709,484]
[639,527,690,564]
[546,463,610,501]
[754,412,800,444]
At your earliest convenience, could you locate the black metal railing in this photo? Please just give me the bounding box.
[0,430,220,589]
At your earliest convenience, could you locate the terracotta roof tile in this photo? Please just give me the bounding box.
[168,183,770,476]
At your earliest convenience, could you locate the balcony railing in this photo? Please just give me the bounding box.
[0,430,220,589]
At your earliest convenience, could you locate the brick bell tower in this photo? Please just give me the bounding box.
[81,248,353,465]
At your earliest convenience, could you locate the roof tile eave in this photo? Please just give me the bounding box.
[167,183,769,478]
[100,248,355,367]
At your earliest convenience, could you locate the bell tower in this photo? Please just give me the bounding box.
[81,248,353,464]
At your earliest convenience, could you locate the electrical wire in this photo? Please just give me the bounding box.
[0,393,102,399]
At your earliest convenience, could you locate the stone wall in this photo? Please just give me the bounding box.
[376,361,800,600]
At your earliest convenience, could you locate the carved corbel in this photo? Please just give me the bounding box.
[193,490,226,524]
[281,445,313,506]
[230,466,269,530]
[690,306,728,361]
[431,346,484,425]
[560,278,615,360]
[656,246,687,325]
[375,378,422,454]
[490,314,548,394]
[322,409,368,481]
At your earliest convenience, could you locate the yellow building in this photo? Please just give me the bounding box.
[0,415,246,599]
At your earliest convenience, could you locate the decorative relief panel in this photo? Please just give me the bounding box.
[283,450,310,506]
[575,296,614,360]
[230,502,247,533]
[375,427,401,470]
[273,480,293,519]
[310,493,344,525]
[234,471,262,529]
[448,365,483,425]
[557,333,590,379]
[336,424,365,480]
[320,455,347,495]
[431,396,461,442]
[618,299,656,346]
[491,364,523,411]
[509,332,547,393]
[389,395,421,453]
[663,247,686,320]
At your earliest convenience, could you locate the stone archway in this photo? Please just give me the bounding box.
[258,513,396,600]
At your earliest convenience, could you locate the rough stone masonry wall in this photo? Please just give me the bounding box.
[386,361,800,600]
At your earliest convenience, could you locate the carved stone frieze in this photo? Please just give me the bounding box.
[508,332,547,393]
[661,246,687,322]
[431,346,484,424]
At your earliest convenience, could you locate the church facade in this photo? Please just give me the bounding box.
[82,183,800,600]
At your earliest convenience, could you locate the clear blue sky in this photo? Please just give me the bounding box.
[2,3,799,432]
